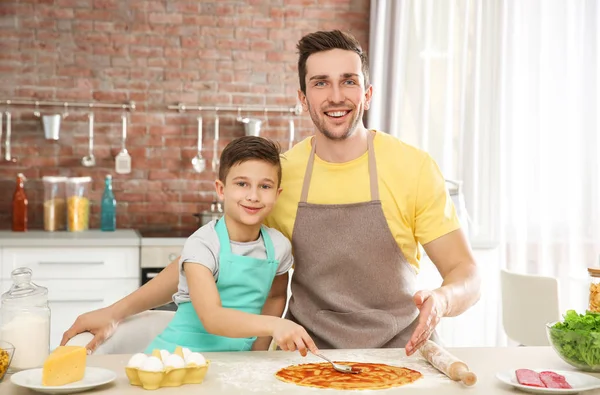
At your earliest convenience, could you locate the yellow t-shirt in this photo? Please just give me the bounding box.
[265,130,461,271]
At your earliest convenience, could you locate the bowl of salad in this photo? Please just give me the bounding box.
[547,310,600,371]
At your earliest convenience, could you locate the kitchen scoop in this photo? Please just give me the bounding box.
[115,113,131,174]
[312,351,359,374]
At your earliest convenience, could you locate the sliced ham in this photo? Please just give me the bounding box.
[516,369,545,387]
[539,371,572,389]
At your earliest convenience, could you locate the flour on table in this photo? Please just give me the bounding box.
[209,349,454,393]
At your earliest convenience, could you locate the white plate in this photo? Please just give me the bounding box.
[10,367,116,394]
[496,368,600,394]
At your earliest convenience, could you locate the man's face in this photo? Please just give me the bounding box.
[299,49,372,141]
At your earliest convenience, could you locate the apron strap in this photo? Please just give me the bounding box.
[216,218,276,261]
[260,225,276,261]
[300,131,379,203]
[215,217,232,254]
[367,131,379,201]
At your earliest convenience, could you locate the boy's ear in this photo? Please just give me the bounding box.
[214,179,225,200]
[276,187,283,198]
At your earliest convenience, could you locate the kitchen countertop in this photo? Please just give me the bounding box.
[0,230,141,247]
[3,347,599,394]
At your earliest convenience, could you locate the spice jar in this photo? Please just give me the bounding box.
[0,267,50,372]
[66,177,91,232]
[588,268,600,313]
[42,176,67,231]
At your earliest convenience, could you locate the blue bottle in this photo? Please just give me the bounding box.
[100,175,116,231]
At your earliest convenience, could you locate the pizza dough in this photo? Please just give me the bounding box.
[275,361,423,390]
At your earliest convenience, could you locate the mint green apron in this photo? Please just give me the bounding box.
[145,218,279,353]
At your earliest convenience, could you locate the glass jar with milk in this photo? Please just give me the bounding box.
[0,267,50,372]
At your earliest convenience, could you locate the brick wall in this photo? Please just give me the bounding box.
[0,0,370,231]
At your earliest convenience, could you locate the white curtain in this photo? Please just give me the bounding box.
[369,0,600,347]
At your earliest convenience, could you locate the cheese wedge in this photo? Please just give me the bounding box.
[42,346,87,386]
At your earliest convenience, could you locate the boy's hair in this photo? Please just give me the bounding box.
[218,136,282,187]
[296,30,370,95]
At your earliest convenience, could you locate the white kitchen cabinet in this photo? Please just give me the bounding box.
[1,247,139,279]
[0,230,141,350]
[1,278,139,350]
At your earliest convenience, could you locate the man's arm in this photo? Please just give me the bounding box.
[251,272,289,351]
[423,228,481,317]
[405,228,481,355]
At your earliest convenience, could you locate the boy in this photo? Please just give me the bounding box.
[145,136,318,355]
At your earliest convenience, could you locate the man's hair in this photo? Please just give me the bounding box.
[296,29,370,94]
[218,136,282,187]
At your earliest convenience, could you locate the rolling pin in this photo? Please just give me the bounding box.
[419,340,477,386]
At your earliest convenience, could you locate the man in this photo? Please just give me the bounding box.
[61,30,480,356]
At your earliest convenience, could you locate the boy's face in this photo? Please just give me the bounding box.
[215,159,282,227]
[298,48,372,141]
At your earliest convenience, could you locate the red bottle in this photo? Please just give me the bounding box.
[12,173,28,232]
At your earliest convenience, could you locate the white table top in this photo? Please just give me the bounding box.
[2,346,600,394]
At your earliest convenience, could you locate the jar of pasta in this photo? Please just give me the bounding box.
[42,176,67,232]
[588,268,600,313]
[66,177,91,232]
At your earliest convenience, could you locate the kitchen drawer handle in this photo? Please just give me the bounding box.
[49,299,105,303]
[38,261,105,265]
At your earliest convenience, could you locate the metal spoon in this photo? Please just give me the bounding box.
[211,114,220,172]
[191,116,206,172]
[312,351,359,374]
[81,112,96,167]
[4,111,12,162]
[288,118,295,151]
[0,112,3,159]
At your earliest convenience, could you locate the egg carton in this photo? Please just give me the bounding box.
[125,347,210,390]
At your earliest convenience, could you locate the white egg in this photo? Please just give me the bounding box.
[185,352,206,366]
[164,354,185,369]
[141,356,164,372]
[127,353,148,368]
[182,347,192,360]
[159,349,170,362]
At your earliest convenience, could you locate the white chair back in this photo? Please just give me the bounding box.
[500,269,561,346]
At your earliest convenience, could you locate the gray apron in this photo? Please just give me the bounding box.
[286,131,440,349]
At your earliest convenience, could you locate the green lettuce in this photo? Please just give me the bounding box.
[550,310,600,368]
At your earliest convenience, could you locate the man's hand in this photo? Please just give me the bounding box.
[272,319,319,357]
[60,306,120,354]
[405,290,447,356]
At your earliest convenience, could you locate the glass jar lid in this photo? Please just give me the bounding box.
[1,267,48,307]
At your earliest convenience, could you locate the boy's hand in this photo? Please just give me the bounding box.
[272,319,319,356]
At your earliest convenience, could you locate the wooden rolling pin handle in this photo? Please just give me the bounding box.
[453,363,477,386]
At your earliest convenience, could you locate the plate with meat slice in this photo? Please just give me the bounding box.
[496,368,600,394]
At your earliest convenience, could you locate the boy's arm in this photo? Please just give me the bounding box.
[186,262,282,338]
[61,256,180,352]
[251,272,289,351]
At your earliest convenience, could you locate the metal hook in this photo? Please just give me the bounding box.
[62,102,69,119]
[236,107,242,122]
[33,101,40,117]
[264,108,268,128]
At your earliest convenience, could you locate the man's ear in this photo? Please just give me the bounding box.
[298,89,308,112]
[364,84,373,110]
[215,179,225,201]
